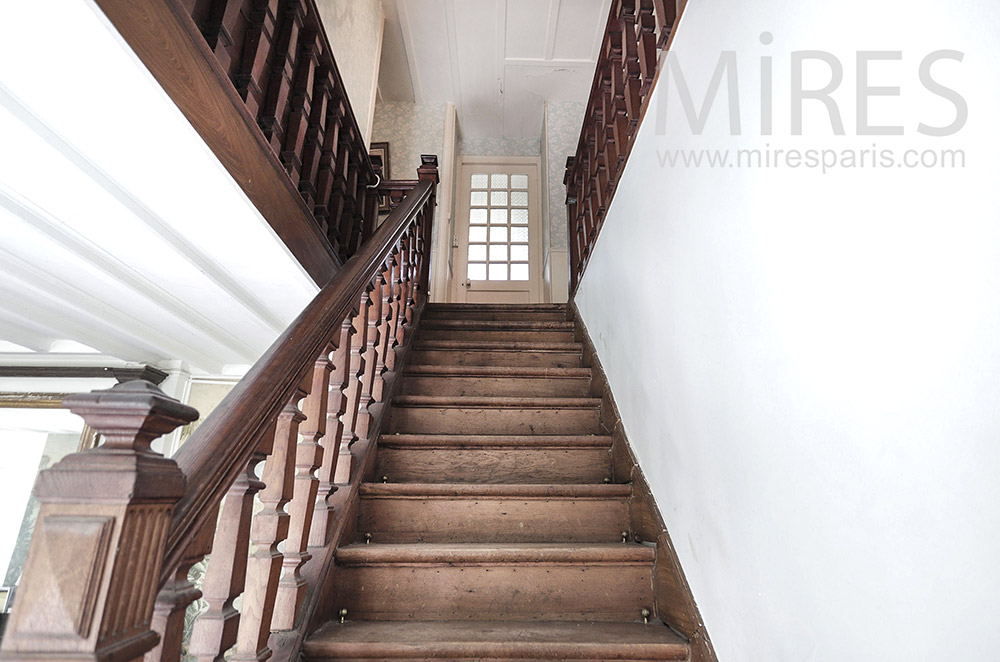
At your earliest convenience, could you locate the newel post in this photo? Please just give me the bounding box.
[416,154,439,294]
[0,381,197,662]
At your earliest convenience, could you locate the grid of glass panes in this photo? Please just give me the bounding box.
[467,172,530,281]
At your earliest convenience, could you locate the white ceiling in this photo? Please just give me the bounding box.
[378,0,611,139]
[0,0,319,374]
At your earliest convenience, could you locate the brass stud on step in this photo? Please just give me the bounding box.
[621,531,629,543]
[603,477,611,484]
[339,608,348,624]
[641,608,650,624]
[382,475,389,483]
[365,532,372,544]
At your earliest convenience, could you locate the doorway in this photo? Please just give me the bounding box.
[452,157,543,303]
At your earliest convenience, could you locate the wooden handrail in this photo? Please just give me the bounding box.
[164,177,434,580]
[0,158,439,662]
[565,0,684,294]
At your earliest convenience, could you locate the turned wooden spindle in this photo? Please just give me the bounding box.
[231,378,309,662]
[189,435,270,662]
[353,275,384,443]
[272,343,334,630]
[335,292,371,484]
[0,381,196,662]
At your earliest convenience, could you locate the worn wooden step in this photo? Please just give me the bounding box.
[401,365,592,397]
[304,620,690,661]
[387,396,603,435]
[410,341,582,368]
[424,303,568,323]
[358,483,630,543]
[419,320,576,343]
[376,434,613,483]
[332,543,655,622]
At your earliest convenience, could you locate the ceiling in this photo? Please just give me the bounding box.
[0,0,319,374]
[378,0,611,139]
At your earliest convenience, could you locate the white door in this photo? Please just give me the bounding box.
[453,158,544,303]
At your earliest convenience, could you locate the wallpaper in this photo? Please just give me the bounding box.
[371,102,447,180]
[457,135,541,157]
[317,0,384,145]
[544,101,587,251]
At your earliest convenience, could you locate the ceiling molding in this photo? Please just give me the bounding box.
[544,0,560,61]
[395,1,423,103]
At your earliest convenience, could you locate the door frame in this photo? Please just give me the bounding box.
[451,155,544,303]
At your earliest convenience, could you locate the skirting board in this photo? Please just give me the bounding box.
[568,300,719,662]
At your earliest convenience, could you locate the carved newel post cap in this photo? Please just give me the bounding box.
[417,154,439,184]
[35,380,198,501]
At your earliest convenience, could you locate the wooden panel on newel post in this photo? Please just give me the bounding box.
[0,381,197,662]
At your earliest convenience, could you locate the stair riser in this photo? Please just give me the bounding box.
[334,564,653,621]
[419,329,577,342]
[388,407,602,435]
[359,498,629,543]
[409,349,582,367]
[376,448,612,483]
[400,375,591,397]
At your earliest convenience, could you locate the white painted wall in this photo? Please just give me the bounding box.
[574,0,1000,659]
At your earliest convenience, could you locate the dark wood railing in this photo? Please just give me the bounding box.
[94,0,382,283]
[0,158,440,662]
[565,0,683,294]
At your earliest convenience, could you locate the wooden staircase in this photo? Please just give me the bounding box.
[303,304,690,661]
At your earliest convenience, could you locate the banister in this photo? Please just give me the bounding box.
[163,178,435,582]
[565,0,684,294]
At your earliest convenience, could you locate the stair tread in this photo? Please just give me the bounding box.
[427,303,567,311]
[393,395,601,408]
[336,543,655,565]
[421,320,575,329]
[414,340,581,351]
[360,483,630,498]
[404,364,590,378]
[379,434,612,448]
[305,620,688,659]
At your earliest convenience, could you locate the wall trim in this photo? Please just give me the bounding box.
[568,299,719,662]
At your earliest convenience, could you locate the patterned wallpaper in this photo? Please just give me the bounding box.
[371,102,447,180]
[317,0,384,145]
[544,101,587,250]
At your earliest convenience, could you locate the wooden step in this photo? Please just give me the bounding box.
[424,303,568,323]
[387,396,603,435]
[358,483,631,543]
[376,434,613,483]
[332,543,655,622]
[400,365,592,397]
[419,320,576,343]
[304,620,690,661]
[409,341,582,368]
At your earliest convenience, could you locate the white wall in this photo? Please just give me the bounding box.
[574,0,1000,659]
[316,0,384,145]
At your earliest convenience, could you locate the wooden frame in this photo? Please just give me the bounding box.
[369,142,392,212]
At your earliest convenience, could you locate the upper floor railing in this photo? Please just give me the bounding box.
[564,0,682,294]
[94,0,383,283]
[0,157,440,662]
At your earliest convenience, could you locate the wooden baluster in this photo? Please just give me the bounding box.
[314,90,343,234]
[299,64,329,207]
[385,248,404,373]
[281,30,319,188]
[309,318,354,547]
[259,0,306,152]
[620,0,643,130]
[334,292,371,484]
[235,0,279,117]
[651,0,677,49]
[189,434,270,662]
[145,523,214,662]
[396,233,414,347]
[637,0,659,97]
[330,131,355,256]
[353,274,384,443]
[203,0,248,74]
[0,381,195,662]
[272,344,332,630]
[230,379,308,662]
[371,256,396,405]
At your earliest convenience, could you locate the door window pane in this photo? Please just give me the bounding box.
[490,173,508,188]
[490,208,507,225]
[468,244,487,261]
[511,227,529,242]
[470,208,488,224]
[488,263,508,280]
[511,191,528,206]
[469,226,487,242]
[468,263,486,280]
[489,244,508,261]
[471,173,488,189]
[489,226,507,242]
[510,244,529,261]
[490,191,508,206]
[510,209,528,224]
[511,174,528,189]
[510,263,529,280]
